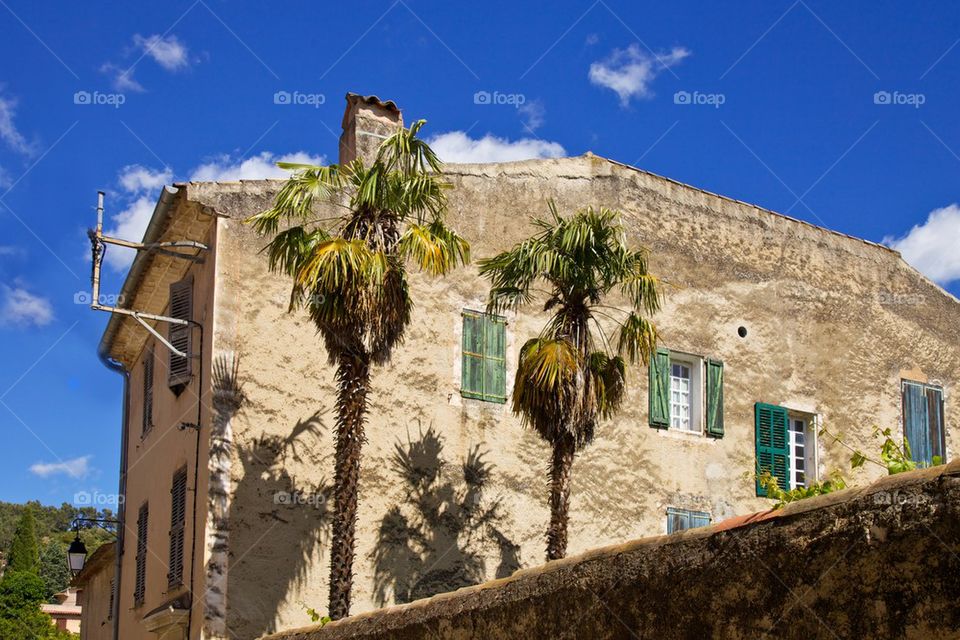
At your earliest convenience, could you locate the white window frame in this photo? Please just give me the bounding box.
[668,353,703,434]
[786,411,819,490]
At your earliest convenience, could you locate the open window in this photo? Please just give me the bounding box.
[167,277,194,391]
[649,348,724,437]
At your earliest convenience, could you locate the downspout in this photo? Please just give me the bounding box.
[180,321,205,640]
[97,350,128,640]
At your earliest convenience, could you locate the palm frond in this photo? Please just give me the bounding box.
[615,312,658,365]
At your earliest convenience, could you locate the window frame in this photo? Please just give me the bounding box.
[786,412,818,490]
[667,352,704,434]
[901,379,946,465]
[666,507,711,534]
[460,309,507,404]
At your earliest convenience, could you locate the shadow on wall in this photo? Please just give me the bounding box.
[227,409,333,639]
[372,423,521,607]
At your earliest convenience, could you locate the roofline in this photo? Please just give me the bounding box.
[97,186,180,366]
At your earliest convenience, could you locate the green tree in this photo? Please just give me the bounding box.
[6,509,38,575]
[0,571,73,639]
[248,120,469,619]
[38,542,69,602]
[480,203,661,560]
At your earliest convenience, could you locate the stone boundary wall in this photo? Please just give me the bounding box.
[265,459,960,640]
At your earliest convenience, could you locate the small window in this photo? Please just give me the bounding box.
[134,502,149,606]
[461,310,506,403]
[168,467,188,588]
[666,507,711,533]
[902,380,945,465]
[787,415,816,489]
[142,346,154,436]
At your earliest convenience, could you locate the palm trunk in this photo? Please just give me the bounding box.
[546,434,576,561]
[328,353,371,620]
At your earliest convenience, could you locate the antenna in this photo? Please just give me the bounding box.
[88,191,209,358]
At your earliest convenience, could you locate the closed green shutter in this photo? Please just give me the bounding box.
[705,360,724,438]
[755,403,790,497]
[461,311,506,403]
[648,348,670,428]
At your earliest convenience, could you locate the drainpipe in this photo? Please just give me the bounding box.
[97,350,128,640]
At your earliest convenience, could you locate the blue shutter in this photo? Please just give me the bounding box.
[903,381,945,466]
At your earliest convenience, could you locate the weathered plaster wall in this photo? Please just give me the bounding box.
[186,153,960,638]
[264,459,960,640]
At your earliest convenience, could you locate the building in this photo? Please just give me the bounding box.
[93,94,958,639]
[41,588,83,635]
[71,542,116,640]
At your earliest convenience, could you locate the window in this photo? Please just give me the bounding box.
[134,503,148,606]
[142,346,154,436]
[461,310,506,403]
[649,348,724,437]
[168,468,187,588]
[168,277,193,389]
[902,380,945,466]
[107,579,114,620]
[787,415,815,489]
[666,508,711,533]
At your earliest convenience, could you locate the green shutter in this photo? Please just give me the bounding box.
[755,403,790,497]
[705,360,724,438]
[648,348,670,428]
[461,311,507,403]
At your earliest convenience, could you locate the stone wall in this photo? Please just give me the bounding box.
[265,458,960,640]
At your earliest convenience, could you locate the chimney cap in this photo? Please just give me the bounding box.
[342,92,401,127]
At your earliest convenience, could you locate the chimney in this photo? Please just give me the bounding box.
[339,93,403,166]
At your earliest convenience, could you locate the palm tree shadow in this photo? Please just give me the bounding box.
[226,409,332,639]
[371,423,521,606]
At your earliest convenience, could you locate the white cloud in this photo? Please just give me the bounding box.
[589,44,690,106]
[99,62,145,93]
[427,131,566,164]
[103,166,173,270]
[30,456,91,479]
[133,34,190,71]
[884,203,960,285]
[189,151,325,182]
[0,93,36,157]
[518,100,546,132]
[1,285,53,327]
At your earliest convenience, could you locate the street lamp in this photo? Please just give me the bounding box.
[66,516,119,576]
[67,535,87,576]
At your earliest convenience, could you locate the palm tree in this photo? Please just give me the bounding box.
[247,121,469,619]
[479,203,660,561]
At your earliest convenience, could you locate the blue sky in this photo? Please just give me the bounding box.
[0,0,958,506]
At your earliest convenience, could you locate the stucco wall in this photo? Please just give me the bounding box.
[264,458,960,640]
[184,153,960,638]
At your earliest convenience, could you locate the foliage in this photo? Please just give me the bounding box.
[248,120,468,619]
[38,543,69,603]
[6,509,38,575]
[757,470,847,509]
[479,202,661,560]
[821,426,944,476]
[0,501,114,565]
[0,571,74,639]
[305,606,331,627]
